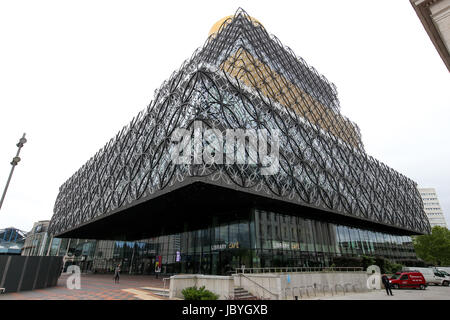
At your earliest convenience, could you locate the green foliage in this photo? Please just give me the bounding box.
[413,226,450,266]
[332,255,403,274]
[373,256,401,274]
[398,259,427,267]
[374,256,388,274]
[331,256,362,267]
[384,260,403,274]
[361,255,376,270]
[181,286,219,300]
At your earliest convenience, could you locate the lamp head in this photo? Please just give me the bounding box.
[16,133,27,147]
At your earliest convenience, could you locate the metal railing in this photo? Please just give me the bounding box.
[235,266,363,274]
[284,282,363,299]
[163,277,170,290]
[237,273,279,300]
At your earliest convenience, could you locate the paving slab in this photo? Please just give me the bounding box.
[0,273,167,300]
[307,286,450,300]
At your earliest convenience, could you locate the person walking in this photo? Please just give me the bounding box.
[381,274,393,296]
[114,264,121,284]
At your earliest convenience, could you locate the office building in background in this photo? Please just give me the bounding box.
[419,188,448,228]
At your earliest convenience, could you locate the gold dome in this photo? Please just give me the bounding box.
[208,15,262,36]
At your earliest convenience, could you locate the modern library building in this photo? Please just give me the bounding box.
[47,9,430,275]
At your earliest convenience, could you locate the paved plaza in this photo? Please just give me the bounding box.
[0,273,169,300]
[308,285,450,300]
[1,273,450,300]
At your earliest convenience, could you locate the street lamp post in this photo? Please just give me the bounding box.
[0,133,27,211]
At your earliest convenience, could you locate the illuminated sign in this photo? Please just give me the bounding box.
[211,241,240,251]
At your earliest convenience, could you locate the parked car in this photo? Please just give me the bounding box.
[436,268,450,279]
[432,269,450,286]
[403,267,448,286]
[389,272,427,290]
[436,267,450,275]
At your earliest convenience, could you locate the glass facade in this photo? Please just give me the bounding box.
[21,222,51,257]
[46,208,417,275]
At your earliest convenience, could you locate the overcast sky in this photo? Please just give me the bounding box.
[0,0,449,233]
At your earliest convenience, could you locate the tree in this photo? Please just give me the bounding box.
[413,226,450,266]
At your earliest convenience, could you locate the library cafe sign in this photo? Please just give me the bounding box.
[211,241,240,251]
[272,241,300,250]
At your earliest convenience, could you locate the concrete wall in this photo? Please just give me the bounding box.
[235,272,368,300]
[169,274,234,300]
[169,272,369,300]
[282,272,368,299]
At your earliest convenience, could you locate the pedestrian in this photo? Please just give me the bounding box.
[114,264,121,284]
[381,274,393,296]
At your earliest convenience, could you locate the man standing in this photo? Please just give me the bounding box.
[114,264,121,284]
[381,274,393,296]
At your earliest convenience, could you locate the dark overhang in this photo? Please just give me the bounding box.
[55,178,425,241]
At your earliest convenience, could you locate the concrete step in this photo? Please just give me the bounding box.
[236,295,258,299]
[141,287,170,297]
[234,288,247,293]
[233,287,258,300]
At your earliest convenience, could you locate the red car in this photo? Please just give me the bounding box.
[389,272,427,290]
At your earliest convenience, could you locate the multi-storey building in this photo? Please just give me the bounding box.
[419,188,448,228]
[0,227,26,255]
[21,220,51,256]
[47,9,430,275]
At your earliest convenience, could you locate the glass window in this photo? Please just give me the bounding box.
[58,238,69,256]
[360,230,372,255]
[326,223,338,255]
[219,224,228,245]
[375,232,385,256]
[342,226,354,256]
[229,222,239,244]
[187,231,195,254]
[329,224,340,255]
[48,238,61,256]
[238,220,250,249]
[201,229,210,253]
[336,225,350,255]
[249,215,257,250]
[383,234,393,258]
[351,228,363,255]
[304,220,316,252]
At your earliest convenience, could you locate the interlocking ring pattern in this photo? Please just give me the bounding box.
[48,9,431,236]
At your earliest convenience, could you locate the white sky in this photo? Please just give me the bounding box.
[0,0,449,233]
